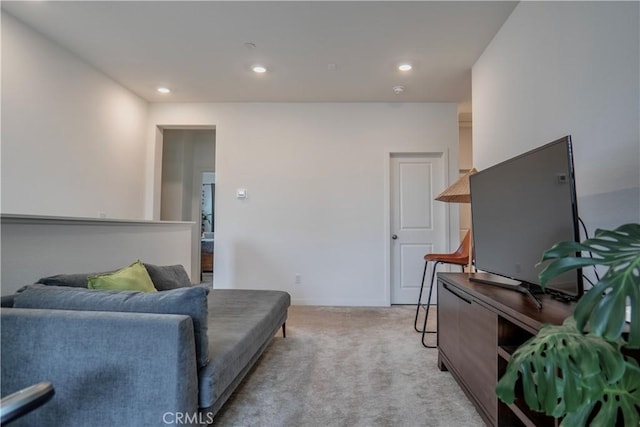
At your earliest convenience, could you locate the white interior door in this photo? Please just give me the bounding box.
[390,153,446,304]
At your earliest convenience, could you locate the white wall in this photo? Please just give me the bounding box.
[1,11,149,219]
[2,11,460,305]
[161,134,188,221]
[458,116,473,239]
[0,13,194,295]
[148,103,459,305]
[473,2,640,231]
[1,216,193,295]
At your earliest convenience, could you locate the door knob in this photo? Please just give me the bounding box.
[392,234,398,240]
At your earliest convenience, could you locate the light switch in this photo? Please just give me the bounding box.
[236,188,247,199]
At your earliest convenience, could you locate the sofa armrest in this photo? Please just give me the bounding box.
[1,308,199,427]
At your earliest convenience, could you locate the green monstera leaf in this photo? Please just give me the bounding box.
[560,357,640,427]
[499,224,640,424]
[496,317,625,417]
[539,223,640,348]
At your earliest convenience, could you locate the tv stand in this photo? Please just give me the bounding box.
[469,273,543,310]
[437,273,576,426]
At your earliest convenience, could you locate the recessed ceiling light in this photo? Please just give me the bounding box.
[157,87,171,94]
[398,63,412,71]
[252,65,267,74]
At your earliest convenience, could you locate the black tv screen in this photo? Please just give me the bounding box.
[469,136,582,299]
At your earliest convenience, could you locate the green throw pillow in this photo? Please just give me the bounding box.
[88,260,157,292]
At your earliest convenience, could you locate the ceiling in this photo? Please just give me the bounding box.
[2,1,517,111]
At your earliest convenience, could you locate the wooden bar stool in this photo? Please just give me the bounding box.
[414,230,471,348]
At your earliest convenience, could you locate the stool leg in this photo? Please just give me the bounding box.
[421,261,441,348]
[413,260,429,332]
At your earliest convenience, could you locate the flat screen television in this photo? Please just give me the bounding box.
[469,136,582,305]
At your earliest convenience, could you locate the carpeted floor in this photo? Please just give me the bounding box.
[211,305,484,427]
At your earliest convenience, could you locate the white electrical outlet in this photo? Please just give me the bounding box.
[294,274,301,285]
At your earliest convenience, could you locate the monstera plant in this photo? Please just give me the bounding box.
[496,223,640,426]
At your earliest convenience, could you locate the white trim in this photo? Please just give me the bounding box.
[291,297,389,307]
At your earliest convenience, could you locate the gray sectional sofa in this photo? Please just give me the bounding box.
[0,265,290,426]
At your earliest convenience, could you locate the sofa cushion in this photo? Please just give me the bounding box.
[88,260,157,292]
[143,264,192,291]
[37,272,93,288]
[37,263,191,291]
[14,284,210,367]
[198,289,290,408]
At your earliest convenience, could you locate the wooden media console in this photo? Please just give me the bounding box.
[436,273,576,426]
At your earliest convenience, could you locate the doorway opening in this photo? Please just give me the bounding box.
[159,128,216,285]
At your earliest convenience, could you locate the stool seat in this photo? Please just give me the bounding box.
[415,230,471,348]
[424,252,469,264]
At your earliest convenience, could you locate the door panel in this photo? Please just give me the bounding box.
[390,153,446,304]
[399,163,432,229]
[400,243,432,292]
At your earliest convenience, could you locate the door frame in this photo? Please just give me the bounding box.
[383,150,453,306]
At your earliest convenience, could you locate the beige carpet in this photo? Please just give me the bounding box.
[211,305,484,427]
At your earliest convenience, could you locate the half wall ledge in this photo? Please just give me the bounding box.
[0,214,195,296]
[0,213,194,226]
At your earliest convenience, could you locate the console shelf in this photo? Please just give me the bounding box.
[437,273,574,426]
[497,346,517,361]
